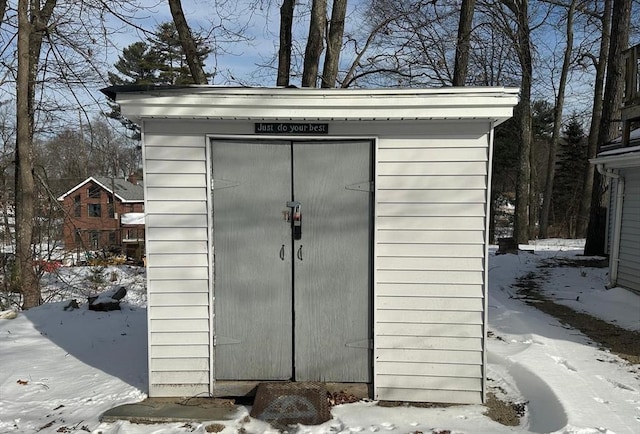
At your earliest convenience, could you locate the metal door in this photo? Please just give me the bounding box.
[212,139,371,382]
[212,141,293,380]
[293,141,371,382]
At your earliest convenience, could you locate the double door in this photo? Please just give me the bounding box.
[212,139,371,382]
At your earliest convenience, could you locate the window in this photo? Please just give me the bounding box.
[73,195,81,217]
[88,203,101,217]
[88,185,101,199]
[108,231,117,245]
[74,230,82,246]
[89,231,100,249]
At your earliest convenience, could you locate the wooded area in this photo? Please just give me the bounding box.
[0,0,639,308]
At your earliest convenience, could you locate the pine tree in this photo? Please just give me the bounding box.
[552,117,588,237]
[107,22,213,138]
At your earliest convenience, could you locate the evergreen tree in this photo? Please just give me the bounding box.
[552,117,588,237]
[107,22,213,138]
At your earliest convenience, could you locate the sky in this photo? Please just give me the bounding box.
[1,239,639,433]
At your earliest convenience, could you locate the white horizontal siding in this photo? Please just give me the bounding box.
[378,296,483,311]
[376,257,483,271]
[150,319,210,332]
[374,131,490,404]
[377,323,482,337]
[151,345,210,358]
[377,283,482,297]
[376,388,482,404]
[146,160,206,174]
[617,169,640,293]
[145,173,207,187]
[377,175,487,190]
[376,348,482,364]
[376,216,485,230]
[144,129,212,398]
[149,293,210,306]
[146,280,208,293]
[145,201,208,214]
[151,358,209,371]
[146,241,208,255]
[377,203,486,217]
[147,267,208,280]
[378,147,487,162]
[149,383,209,398]
[378,162,487,176]
[151,332,210,345]
[376,244,484,257]
[376,310,483,324]
[376,231,485,244]
[377,362,481,377]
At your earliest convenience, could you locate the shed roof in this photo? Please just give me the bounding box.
[57,176,144,203]
[102,85,520,125]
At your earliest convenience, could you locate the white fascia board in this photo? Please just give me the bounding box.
[591,150,640,168]
[117,87,520,124]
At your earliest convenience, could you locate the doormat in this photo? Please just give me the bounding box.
[250,382,331,428]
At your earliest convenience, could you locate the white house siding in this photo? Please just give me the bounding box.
[373,122,491,405]
[617,168,640,293]
[143,123,212,397]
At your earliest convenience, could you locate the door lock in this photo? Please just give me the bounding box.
[286,201,302,240]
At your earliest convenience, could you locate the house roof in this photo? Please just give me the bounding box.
[57,176,144,203]
[592,128,640,168]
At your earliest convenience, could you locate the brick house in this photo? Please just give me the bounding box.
[57,176,144,260]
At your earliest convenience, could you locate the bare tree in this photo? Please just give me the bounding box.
[302,0,328,87]
[453,0,476,86]
[168,0,208,84]
[539,0,576,238]
[321,0,348,88]
[277,0,296,86]
[584,0,632,255]
[577,0,611,237]
[494,0,533,244]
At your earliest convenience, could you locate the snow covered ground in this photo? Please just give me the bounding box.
[0,239,639,434]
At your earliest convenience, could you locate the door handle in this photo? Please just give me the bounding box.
[279,244,285,261]
[297,244,303,261]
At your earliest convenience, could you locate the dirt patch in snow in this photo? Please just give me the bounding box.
[484,392,526,426]
[514,267,640,365]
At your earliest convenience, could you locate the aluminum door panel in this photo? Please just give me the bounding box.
[212,140,293,380]
[292,141,372,382]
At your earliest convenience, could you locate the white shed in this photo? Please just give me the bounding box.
[104,86,519,404]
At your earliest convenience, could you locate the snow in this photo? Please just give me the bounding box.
[1,240,639,434]
[120,213,145,226]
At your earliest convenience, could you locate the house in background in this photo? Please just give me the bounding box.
[57,176,145,261]
[592,129,640,295]
[590,43,640,295]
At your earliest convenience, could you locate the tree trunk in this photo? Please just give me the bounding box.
[302,0,327,87]
[507,0,533,245]
[321,0,347,88]
[539,0,575,238]
[584,0,631,256]
[168,0,208,84]
[452,0,476,86]
[15,0,39,308]
[277,0,295,86]
[577,0,611,238]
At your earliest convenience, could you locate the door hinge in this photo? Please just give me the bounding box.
[345,181,374,192]
[345,338,373,349]
[211,178,240,190]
